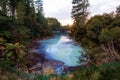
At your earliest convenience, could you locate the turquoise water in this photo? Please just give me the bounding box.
[39,34,85,67]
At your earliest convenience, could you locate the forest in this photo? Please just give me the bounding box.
[0,0,120,80]
[71,0,120,80]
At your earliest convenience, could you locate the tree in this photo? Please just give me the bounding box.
[72,0,89,25]
[8,0,21,19]
[47,17,61,31]
[99,27,120,61]
[0,0,8,15]
[87,15,104,43]
[71,0,89,41]
[116,5,120,17]
[0,0,53,77]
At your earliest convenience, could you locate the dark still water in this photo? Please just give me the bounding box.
[38,34,85,67]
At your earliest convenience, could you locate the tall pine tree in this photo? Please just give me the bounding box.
[71,0,89,40]
[72,0,89,25]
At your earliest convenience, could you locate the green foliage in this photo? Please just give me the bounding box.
[5,42,26,64]
[0,73,19,80]
[0,0,54,79]
[99,27,120,44]
[0,38,26,72]
[73,24,87,41]
[47,17,61,31]
[98,62,120,80]
[70,66,98,80]
[87,16,103,43]
[71,5,120,80]
[72,62,120,80]
[71,5,120,64]
[0,58,16,73]
[0,0,52,42]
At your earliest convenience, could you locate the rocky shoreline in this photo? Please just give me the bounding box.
[25,38,62,74]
